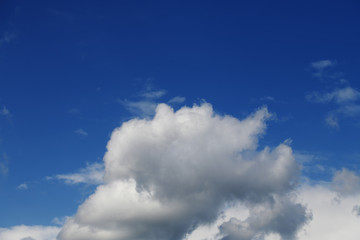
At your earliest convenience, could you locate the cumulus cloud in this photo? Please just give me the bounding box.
[219,197,311,240]
[58,103,307,240]
[331,168,360,197]
[296,182,360,240]
[188,169,360,240]
[50,162,104,185]
[0,225,60,240]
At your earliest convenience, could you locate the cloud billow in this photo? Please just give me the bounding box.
[58,103,308,240]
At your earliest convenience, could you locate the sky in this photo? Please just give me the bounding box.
[1,0,360,239]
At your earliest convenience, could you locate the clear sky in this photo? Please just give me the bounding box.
[1,1,360,240]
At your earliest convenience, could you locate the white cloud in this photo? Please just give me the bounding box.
[310,60,335,79]
[52,216,71,226]
[74,129,88,136]
[311,60,335,70]
[331,168,360,197]
[296,183,360,240]
[306,87,360,104]
[16,183,28,190]
[140,89,167,99]
[58,103,307,240]
[0,225,60,240]
[306,86,360,127]
[51,162,104,185]
[118,99,158,117]
[168,96,186,104]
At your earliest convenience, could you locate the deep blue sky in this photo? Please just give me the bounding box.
[1,0,360,228]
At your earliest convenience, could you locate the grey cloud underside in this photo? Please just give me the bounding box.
[220,196,311,240]
[58,103,309,240]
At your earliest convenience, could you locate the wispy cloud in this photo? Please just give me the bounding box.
[306,87,360,104]
[119,83,185,117]
[307,60,360,127]
[0,153,9,177]
[49,162,104,185]
[310,59,336,79]
[0,106,11,117]
[306,85,360,127]
[140,89,166,99]
[16,183,28,190]
[168,96,186,104]
[118,99,158,117]
[0,32,15,46]
[74,128,88,136]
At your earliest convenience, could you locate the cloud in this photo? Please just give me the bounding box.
[118,84,167,117]
[295,182,360,240]
[306,87,360,104]
[168,96,186,104]
[119,83,185,117]
[311,60,335,70]
[306,86,360,127]
[0,106,11,117]
[17,183,28,190]
[0,225,60,240]
[331,168,360,197]
[52,216,71,226]
[218,196,311,240]
[118,99,158,117]
[0,32,15,46]
[0,153,9,177]
[57,103,307,240]
[310,60,336,79]
[188,169,360,240]
[75,129,88,137]
[50,162,104,185]
[140,89,167,99]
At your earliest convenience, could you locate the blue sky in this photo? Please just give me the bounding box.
[1,1,360,239]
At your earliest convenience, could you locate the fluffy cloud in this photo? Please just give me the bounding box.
[58,103,307,240]
[296,182,360,240]
[0,225,60,240]
[188,173,360,240]
[332,168,360,197]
